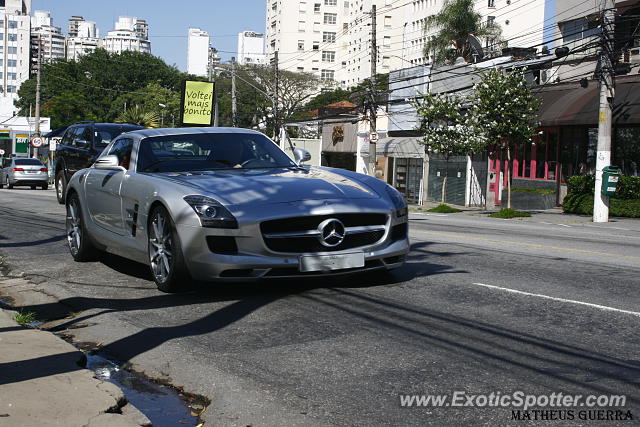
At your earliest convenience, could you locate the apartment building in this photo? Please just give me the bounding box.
[66,20,99,61]
[187,28,210,77]
[237,31,266,65]
[265,0,403,89]
[30,10,65,64]
[0,0,31,117]
[102,16,151,54]
[403,0,547,66]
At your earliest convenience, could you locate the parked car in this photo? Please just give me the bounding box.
[54,122,143,204]
[0,157,49,190]
[65,127,409,292]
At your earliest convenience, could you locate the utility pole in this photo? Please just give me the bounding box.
[33,35,42,157]
[593,0,615,223]
[368,4,377,177]
[208,49,219,127]
[272,51,279,141]
[231,57,237,127]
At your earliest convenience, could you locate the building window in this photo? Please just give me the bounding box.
[8,20,17,29]
[7,47,17,54]
[7,73,16,80]
[7,33,17,41]
[322,31,336,43]
[298,40,305,50]
[299,1,307,11]
[384,16,392,27]
[297,67,304,71]
[314,21,321,32]
[487,16,495,26]
[324,13,337,24]
[560,16,600,43]
[488,0,495,7]
[7,85,16,93]
[314,3,321,12]
[321,69,334,80]
[298,21,306,31]
[383,36,391,48]
[313,43,319,50]
[322,50,335,62]
[324,0,337,5]
[7,59,16,67]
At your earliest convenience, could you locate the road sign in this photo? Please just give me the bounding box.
[31,137,43,148]
[370,132,379,142]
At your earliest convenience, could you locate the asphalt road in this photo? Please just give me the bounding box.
[1,187,639,426]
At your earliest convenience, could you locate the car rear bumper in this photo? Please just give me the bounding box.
[10,172,48,185]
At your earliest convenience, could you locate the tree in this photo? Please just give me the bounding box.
[414,93,486,203]
[470,69,540,209]
[16,49,191,128]
[424,0,501,64]
[115,105,159,128]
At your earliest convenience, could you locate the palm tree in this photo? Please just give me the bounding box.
[423,0,501,64]
[115,105,160,128]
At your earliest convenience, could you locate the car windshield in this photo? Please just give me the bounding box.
[14,159,43,166]
[137,132,297,172]
[95,126,141,147]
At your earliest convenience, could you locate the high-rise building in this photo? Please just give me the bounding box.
[187,28,210,77]
[68,15,84,37]
[265,0,402,89]
[102,16,151,54]
[0,0,32,117]
[66,20,99,61]
[237,31,266,65]
[30,10,65,65]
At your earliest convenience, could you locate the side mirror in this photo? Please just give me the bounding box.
[94,155,125,171]
[293,148,311,165]
[76,139,90,149]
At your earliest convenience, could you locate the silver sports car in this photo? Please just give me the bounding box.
[65,127,409,292]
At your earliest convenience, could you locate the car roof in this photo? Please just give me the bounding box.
[125,127,265,139]
[69,123,143,129]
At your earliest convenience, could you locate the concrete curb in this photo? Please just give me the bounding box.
[0,299,148,427]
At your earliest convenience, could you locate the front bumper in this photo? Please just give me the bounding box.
[176,219,409,281]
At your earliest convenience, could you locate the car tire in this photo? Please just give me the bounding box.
[41,183,48,190]
[148,205,190,293]
[7,177,13,189]
[55,171,66,204]
[31,185,36,190]
[0,178,3,189]
[66,192,99,262]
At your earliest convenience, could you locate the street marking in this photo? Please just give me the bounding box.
[583,224,636,232]
[412,230,640,261]
[470,282,640,318]
[538,221,571,228]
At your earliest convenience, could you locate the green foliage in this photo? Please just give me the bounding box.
[471,70,540,148]
[566,175,640,199]
[414,93,486,159]
[427,204,463,213]
[563,193,640,218]
[424,0,502,63]
[489,208,531,218]
[511,187,555,195]
[16,49,191,128]
[13,310,37,327]
[116,106,159,128]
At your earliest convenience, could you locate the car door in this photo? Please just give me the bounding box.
[85,138,133,236]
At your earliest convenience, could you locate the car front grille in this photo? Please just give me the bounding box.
[260,213,388,254]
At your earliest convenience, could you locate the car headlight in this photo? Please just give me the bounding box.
[385,185,407,218]
[183,195,238,229]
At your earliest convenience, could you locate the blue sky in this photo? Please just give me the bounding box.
[32,0,267,71]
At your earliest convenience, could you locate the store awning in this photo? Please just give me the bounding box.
[537,75,640,126]
[362,136,426,158]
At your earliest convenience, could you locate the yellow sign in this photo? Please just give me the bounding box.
[599,111,607,124]
[181,81,215,126]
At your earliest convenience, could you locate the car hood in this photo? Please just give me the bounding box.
[156,167,379,206]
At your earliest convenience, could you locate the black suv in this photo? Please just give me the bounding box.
[54,122,143,204]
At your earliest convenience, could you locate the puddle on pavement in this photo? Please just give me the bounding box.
[86,353,205,426]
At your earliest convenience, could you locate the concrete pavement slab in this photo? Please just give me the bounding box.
[0,307,140,427]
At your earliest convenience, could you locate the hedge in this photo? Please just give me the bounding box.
[563,175,640,217]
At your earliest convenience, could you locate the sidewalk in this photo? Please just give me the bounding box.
[0,302,149,427]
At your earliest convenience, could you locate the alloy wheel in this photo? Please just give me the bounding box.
[56,176,64,200]
[66,198,81,256]
[149,211,173,283]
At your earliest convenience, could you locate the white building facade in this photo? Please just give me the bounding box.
[102,16,151,55]
[265,0,403,89]
[66,20,99,61]
[0,0,32,119]
[237,31,266,65]
[30,11,65,63]
[187,28,210,77]
[402,0,547,66]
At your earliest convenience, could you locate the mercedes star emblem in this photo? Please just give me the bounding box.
[317,218,346,247]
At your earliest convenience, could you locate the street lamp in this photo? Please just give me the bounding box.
[158,103,166,127]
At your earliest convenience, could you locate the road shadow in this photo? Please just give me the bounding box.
[0,235,66,248]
